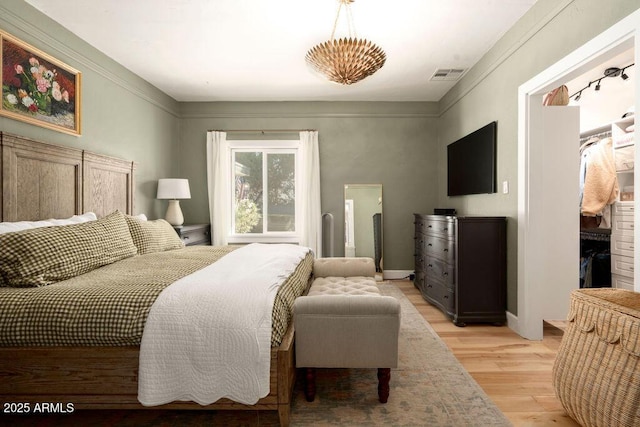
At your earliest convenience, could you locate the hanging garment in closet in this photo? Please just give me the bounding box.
[581,137,619,216]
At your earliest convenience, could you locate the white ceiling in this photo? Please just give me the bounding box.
[25,0,538,102]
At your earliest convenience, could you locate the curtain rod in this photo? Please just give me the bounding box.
[208,129,316,134]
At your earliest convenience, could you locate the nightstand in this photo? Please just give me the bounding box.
[174,224,211,246]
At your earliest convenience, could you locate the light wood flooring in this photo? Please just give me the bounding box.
[394,279,580,427]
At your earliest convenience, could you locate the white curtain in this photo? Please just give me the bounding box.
[300,131,322,257]
[206,131,229,246]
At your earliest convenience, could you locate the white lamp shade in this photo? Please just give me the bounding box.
[157,178,191,200]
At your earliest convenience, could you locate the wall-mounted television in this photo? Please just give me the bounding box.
[447,121,497,197]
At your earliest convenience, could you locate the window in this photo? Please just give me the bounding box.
[227,140,301,243]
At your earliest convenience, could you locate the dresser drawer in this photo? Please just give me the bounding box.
[613,201,635,215]
[425,257,455,288]
[423,217,456,238]
[611,254,634,279]
[177,224,211,246]
[612,274,635,291]
[425,235,455,262]
[612,217,635,236]
[611,233,635,258]
[414,233,426,254]
[424,280,454,314]
[414,251,425,272]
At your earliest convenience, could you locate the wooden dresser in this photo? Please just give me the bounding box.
[413,214,507,326]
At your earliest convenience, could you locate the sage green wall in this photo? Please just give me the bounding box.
[179,102,438,270]
[0,2,180,219]
[9,0,638,313]
[437,0,640,314]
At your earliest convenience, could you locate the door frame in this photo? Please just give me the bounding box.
[516,10,640,340]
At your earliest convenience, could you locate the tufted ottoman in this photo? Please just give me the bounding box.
[294,257,401,403]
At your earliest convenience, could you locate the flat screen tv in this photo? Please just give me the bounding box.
[447,121,497,197]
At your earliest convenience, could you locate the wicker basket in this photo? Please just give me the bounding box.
[552,289,640,427]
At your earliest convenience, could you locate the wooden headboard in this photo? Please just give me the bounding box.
[0,132,135,221]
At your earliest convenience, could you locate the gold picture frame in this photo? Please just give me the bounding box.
[1,31,81,136]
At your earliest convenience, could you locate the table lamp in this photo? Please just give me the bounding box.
[157,178,191,226]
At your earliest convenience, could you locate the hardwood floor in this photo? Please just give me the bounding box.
[394,279,580,427]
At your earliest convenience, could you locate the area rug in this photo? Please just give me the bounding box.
[288,283,512,426]
[0,283,511,427]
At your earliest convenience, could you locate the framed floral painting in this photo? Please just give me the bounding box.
[1,31,81,135]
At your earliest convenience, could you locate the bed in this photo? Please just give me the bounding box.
[0,132,312,426]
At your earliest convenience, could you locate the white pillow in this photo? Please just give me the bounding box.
[0,212,98,234]
[133,213,148,221]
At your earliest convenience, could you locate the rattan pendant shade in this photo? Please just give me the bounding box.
[306,38,386,85]
[306,0,386,85]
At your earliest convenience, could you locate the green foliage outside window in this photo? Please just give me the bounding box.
[235,198,261,233]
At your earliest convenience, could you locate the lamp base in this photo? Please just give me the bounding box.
[165,200,184,226]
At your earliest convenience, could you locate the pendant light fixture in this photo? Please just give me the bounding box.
[306,0,386,85]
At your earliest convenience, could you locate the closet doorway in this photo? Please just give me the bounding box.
[517,10,640,340]
[568,48,636,293]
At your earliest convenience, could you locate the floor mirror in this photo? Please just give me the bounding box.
[344,184,383,278]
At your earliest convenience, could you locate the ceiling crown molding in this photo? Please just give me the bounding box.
[0,3,180,118]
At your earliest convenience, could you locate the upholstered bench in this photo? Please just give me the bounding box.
[294,257,401,403]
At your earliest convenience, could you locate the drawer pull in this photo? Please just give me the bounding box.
[427,284,432,288]
[443,248,448,252]
[442,228,448,232]
[443,295,449,299]
[428,243,433,247]
[443,272,449,276]
[428,225,433,228]
[428,264,433,268]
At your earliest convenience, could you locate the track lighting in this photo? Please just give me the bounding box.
[570,62,634,101]
[604,67,621,78]
[620,63,632,80]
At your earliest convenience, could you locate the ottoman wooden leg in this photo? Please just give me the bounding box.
[378,368,391,403]
[304,368,316,402]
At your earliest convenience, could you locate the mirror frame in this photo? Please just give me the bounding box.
[344,184,383,275]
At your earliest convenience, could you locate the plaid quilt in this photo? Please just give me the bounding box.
[0,246,313,347]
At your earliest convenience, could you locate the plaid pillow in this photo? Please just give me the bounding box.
[0,210,137,288]
[125,216,185,255]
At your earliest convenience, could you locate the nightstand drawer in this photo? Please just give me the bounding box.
[176,224,211,246]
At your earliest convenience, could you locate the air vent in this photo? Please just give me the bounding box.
[430,68,466,81]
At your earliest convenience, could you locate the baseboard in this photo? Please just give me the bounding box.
[506,311,519,335]
[383,270,413,280]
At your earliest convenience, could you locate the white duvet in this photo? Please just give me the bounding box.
[137,243,310,406]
